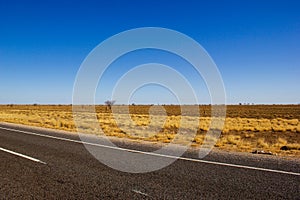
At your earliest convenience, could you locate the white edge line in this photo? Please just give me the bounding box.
[0,147,46,165]
[0,126,299,176]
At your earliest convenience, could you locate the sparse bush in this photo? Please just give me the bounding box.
[257,138,269,148]
[104,100,116,110]
[286,143,300,150]
[226,135,241,145]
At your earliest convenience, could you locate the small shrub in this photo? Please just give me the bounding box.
[257,138,269,148]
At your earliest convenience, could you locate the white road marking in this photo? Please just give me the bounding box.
[0,147,46,165]
[132,189,149,196]
[0,125,299,176]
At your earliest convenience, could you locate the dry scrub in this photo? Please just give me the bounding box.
[0,105,299,157]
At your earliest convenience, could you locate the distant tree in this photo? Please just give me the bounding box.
[104,100,116,110]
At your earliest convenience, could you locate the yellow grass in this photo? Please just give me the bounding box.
[0,105,299,157]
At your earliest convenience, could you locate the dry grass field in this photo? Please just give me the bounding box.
[0,104,299,157]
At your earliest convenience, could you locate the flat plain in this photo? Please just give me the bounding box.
[0,104,299,157]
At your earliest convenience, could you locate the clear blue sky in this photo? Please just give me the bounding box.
[0,0,299,104]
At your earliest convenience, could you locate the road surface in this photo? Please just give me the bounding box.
[0,123,299,199]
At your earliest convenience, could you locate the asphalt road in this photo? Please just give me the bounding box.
[0,123,299,199]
